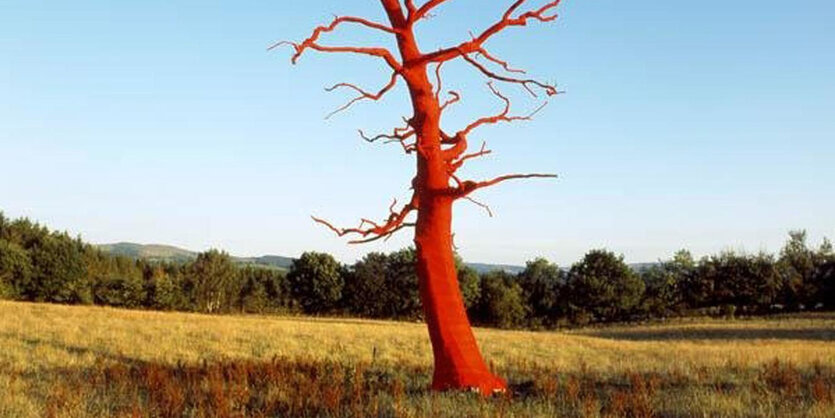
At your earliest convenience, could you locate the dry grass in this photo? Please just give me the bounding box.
[1,301,834,417]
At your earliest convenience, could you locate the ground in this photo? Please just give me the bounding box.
[0,301,833,417]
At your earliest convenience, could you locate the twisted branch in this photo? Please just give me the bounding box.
[440,91,461,112]
[409,0,451,23]
[324,71,399,119]
[312,195,418,244]
[421,0,561,65]
[455,173,558,198]
[450,141,492,172]
[269,15,402,71]
[458,82,548,138]
[462,196,494,217]
[476,47,526,74]
[460,52,559,97]
[358,117,417,153]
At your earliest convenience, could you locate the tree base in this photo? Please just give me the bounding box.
[431,370,508,396]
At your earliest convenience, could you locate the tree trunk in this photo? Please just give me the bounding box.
[376,6,507,392]
[408,74,507,391]
[414,193,507,394]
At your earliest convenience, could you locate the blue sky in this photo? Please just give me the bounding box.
[1,0,833,266]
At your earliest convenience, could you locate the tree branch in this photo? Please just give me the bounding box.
[433,61,462,113]
[357,116,417,153]
[460,51,559,97]
[476,47,526,74]
[269,15,402,70]
[358,129,417,153]
[449,141,492,172]
[312,195,418,244]
[457,82,548,138]
[440,91,461,112]
[462,196,494,217]
[409,0,452,23]
[455,173,558,198]
[420,0,561,65]
[324,71,399,119]
[434,61,444,99]
[404,0,418,16]
[349,222,416,244]
[358,128,415,143]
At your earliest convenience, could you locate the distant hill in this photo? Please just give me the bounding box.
[97,242,196,263]
[97,242,654,275]
[98,242,527,273]
[234,255,295,270]
[96,242,293,271]
[466,262,525,275]
[629,262,659,272]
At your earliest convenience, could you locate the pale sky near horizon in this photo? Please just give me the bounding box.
[1,0,833,266]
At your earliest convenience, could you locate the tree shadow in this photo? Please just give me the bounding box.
[0,331,147,367]
[583,327,835,341]
[275,315,421,327]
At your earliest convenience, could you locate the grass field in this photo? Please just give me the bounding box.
[1,301,833,417]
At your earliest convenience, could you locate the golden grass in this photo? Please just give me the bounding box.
[1,301,834,417]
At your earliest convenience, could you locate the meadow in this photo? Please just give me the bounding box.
[0,300,833,417]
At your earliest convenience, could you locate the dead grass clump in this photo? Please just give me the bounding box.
[811,376,833,404]
[761,359,802,397]
[810,362,834,405]
[38,358,418,418]
[23,357,835,417]
[601,372,658,418]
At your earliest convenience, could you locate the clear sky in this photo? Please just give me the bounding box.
[1,0,833,266]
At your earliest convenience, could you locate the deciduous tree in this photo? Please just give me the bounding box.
[185,250,239,313]
[474,270,527,329]
[0,239,32,299]
[565,250,644,323]
[287,252,345,314]
[518,257,563,326]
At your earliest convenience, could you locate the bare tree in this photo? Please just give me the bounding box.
[273,0,562,394]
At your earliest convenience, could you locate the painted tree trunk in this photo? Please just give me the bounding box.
[414,193,507,394]
[404,61,507,394]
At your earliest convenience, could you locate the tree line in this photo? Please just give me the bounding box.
[1,212,833,328]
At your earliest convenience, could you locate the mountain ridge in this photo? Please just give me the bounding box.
[96,242,294,270]
[96,242,526,273]
[97,242,656,274]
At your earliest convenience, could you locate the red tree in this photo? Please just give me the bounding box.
[274,0,562,395]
